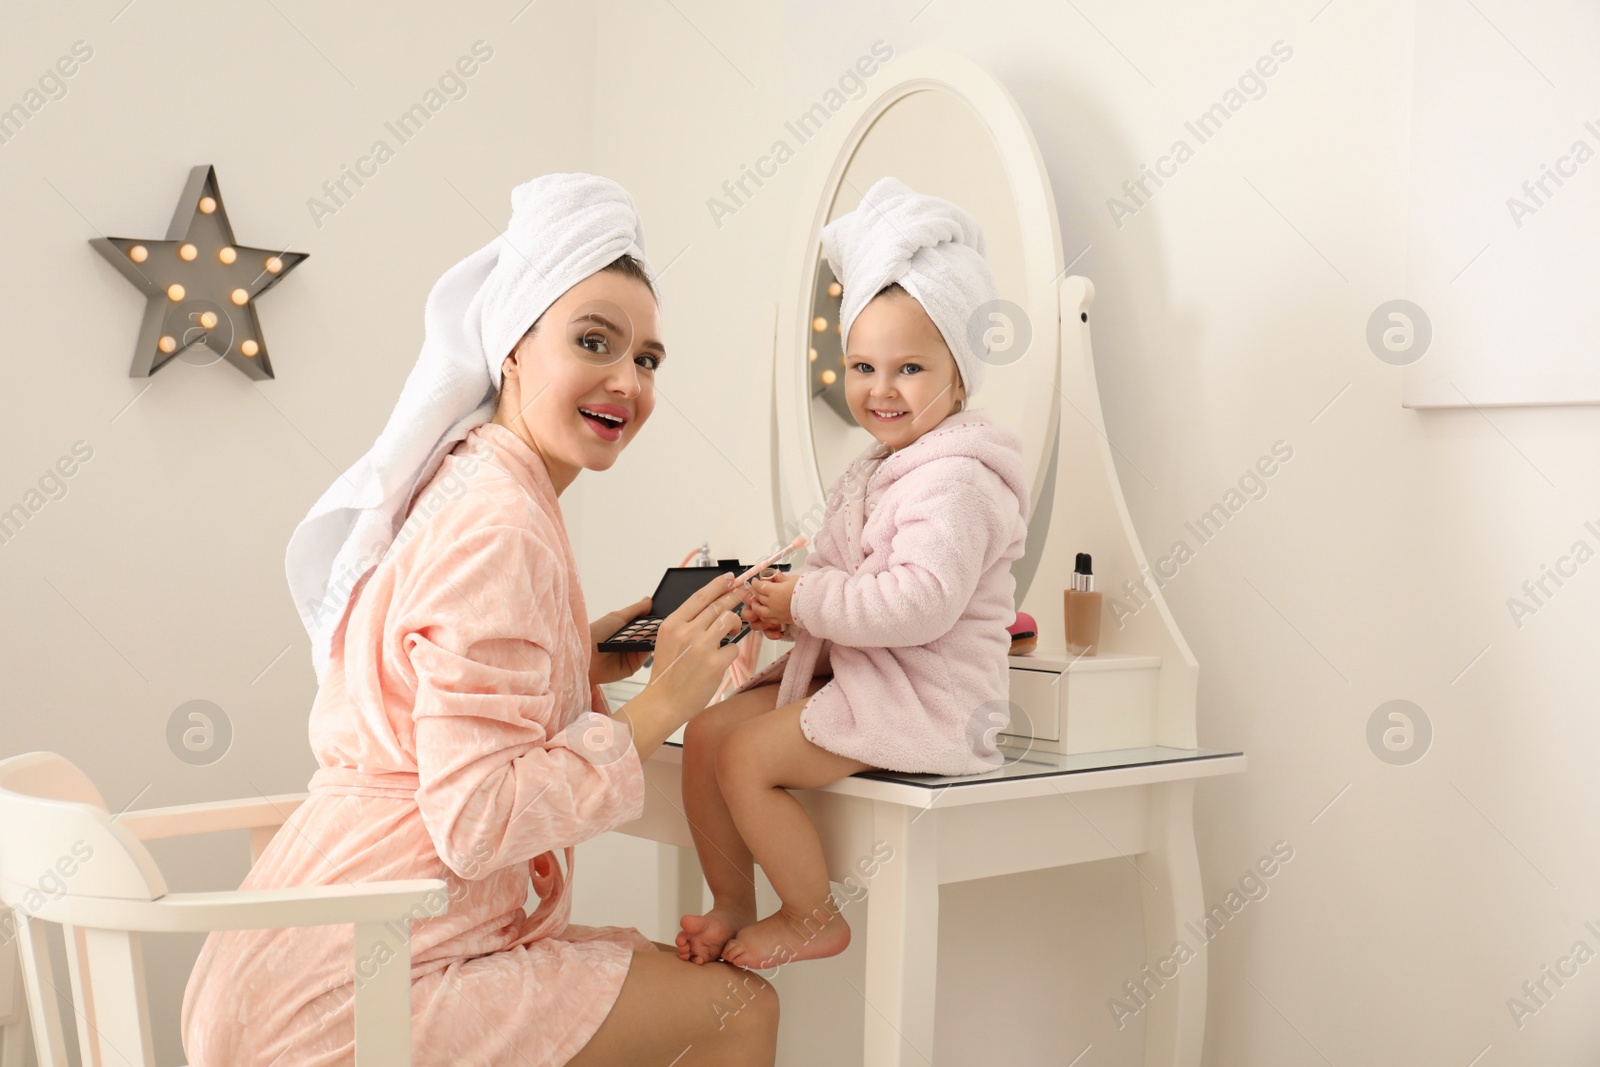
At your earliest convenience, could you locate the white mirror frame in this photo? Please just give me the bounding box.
[767,48,1199,753]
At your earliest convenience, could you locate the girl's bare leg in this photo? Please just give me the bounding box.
[677,676,829,965]
[715,701,873,970]
[564,945,778,1067]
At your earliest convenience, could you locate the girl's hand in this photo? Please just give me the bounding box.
[589,595,653,685]
[752,571,797,628]
[743,592,788,640]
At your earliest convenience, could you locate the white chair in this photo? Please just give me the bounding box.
[0,931,26,1067]
[0,752,446,1067]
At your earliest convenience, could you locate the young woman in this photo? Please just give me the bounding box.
[182,173,777,1067]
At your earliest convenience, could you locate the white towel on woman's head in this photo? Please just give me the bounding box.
[285,172,653,685]
[821,176,998,398]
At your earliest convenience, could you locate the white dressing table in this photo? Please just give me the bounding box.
[614,739,1244,1067]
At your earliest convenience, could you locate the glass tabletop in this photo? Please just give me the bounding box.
[847,745,1245,789]
[662,738,1243,788]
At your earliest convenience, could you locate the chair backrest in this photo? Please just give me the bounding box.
[0,751,168,904]
[0,752,168,1067]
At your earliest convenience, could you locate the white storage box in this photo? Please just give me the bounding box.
[1002,651,1161,756]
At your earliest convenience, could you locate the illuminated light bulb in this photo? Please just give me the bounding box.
[128,245,148,263]
[217,247,236,264]
[809,348,818,363]
[820,369,837,386]
[264,256,283,273]
[157,336,176,353]
[179,243,197,261]
[836,321,842,334]
[812,316,827,333]
[199,196,217,214]
[199,311,218,329]
[827,281,842,298]
[230,288,249,305]
[167,283,185,302]
[841,355,848,367]
[241,339,259,357]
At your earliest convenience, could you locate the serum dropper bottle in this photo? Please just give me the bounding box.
[1066,552,1102,656]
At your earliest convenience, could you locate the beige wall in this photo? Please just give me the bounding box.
[5,0,1598,1064]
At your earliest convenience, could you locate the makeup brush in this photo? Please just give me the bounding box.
[734,535,809,585]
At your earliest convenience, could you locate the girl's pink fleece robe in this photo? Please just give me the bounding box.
[182,421,654,1067]
[734,408,1030,775]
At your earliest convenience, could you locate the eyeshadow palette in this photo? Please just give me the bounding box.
[597,562,791,654]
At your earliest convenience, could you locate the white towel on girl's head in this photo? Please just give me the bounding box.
[820,176,999,398]
[285,172,654,685]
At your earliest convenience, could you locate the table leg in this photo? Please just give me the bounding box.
[1136,780,1205,1067]
[659,844,706,944]
[862,802,939,1067]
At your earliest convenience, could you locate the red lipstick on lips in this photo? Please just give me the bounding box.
[578,402,630,442]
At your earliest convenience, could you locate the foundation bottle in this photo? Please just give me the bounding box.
[1065,552,1102,656]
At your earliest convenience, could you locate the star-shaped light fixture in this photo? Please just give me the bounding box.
[91,165,306,380]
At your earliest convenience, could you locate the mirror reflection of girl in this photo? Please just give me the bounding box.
[677,178,1030,970]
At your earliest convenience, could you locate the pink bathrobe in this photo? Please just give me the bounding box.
[182,422,653,1067]
[735,409,1030,775]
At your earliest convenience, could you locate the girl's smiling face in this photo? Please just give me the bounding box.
[844,285,966,452]
[493,265,664,494]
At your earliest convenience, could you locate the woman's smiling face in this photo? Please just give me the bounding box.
[494,266,664,493]
[844,286,965,452]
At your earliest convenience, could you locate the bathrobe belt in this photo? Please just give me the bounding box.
[307,765,421,799]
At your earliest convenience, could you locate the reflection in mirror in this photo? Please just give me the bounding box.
[808,259,852,429]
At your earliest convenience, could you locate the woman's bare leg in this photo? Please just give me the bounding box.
[564,945,778,1067]
[677,677,828,965]
[716,702,873,970]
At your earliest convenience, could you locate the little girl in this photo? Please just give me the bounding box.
[676,177,1030,970]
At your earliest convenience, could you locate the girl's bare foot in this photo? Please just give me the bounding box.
[723,905,851,970]
[676,904,756,965]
